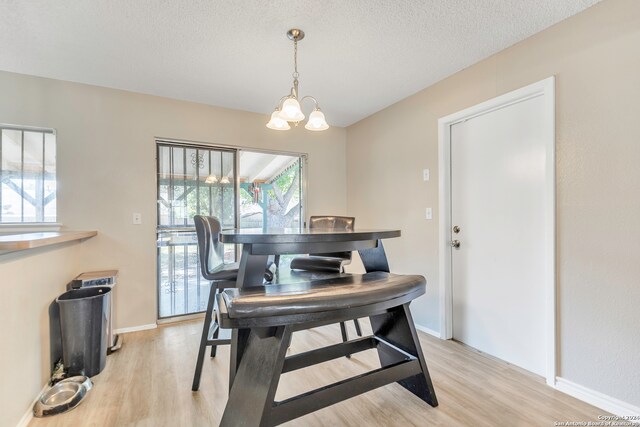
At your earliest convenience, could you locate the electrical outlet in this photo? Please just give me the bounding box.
[423,169,430,181]
[133,213,142,225]
[425,208,433,220]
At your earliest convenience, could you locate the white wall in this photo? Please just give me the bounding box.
[346,0,640,410]
[0,71,347,426]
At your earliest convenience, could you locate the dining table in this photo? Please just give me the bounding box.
[219,226,401,387]
[220,227,400,287]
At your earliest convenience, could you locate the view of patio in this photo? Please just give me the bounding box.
[156,144,303,318]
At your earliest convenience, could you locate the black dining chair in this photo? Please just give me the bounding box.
[192,215,276,391]
[192,215,238,391]
[290,215,363,343]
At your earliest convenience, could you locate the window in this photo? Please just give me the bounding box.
[0,125,56,223]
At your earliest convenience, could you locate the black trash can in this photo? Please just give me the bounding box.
[56,286,111,377]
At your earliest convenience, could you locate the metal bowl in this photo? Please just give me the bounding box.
[33,376,92,417]
[60,376,93,391]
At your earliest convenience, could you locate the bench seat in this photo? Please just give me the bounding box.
[222,272,424,317]
[217,272,425,329]
[218,271,437,426]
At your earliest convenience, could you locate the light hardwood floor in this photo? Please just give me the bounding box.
[29,320,605,427]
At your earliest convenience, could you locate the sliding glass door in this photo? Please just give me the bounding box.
[156,143,236,318]
[156,142,305,319]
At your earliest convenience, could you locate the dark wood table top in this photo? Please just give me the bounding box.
[219,228,401,244]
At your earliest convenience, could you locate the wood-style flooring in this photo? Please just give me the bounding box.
[29,319,605,426]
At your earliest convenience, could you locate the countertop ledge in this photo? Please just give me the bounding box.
[0,231,97,252]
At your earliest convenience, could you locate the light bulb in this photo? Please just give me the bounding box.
[278,98,305,122]
[266,110,291,130]
[304,109,329,131]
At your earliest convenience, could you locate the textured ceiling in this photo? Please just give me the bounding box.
[0,0,600,127]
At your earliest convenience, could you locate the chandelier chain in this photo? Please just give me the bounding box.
[293,39,299,80]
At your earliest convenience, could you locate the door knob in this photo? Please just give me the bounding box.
[450,240,461,249]
[453,225,460,234]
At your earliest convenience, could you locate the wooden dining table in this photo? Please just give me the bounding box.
[219,227,401,288]
[219,227,401,387]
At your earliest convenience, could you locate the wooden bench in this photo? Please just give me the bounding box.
[217,271,439,427]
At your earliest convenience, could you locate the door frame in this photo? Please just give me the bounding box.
[437,76,556,385]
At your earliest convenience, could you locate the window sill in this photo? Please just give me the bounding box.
[0,230,97,254]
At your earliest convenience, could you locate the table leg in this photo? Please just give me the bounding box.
[236,244,269,288]
[358,239,391,273]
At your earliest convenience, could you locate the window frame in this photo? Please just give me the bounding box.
[0,123,58,229]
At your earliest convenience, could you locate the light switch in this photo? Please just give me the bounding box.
[133,213,142,225]
[425,208,433,220]
[423,169,430,181]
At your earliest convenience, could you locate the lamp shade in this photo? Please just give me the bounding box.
[205,175,218,184]
[304,109,329,131]
[278,98,305,122]
[220,176,230,184]
[266,111,291,130]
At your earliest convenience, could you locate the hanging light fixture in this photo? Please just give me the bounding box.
[266,29,329,132]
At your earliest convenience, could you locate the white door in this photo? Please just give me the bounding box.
[450,94,548,376]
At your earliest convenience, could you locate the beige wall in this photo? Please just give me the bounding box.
[0,71,347,426]
[2,0,638,423]
[347,0,639,408]
[0,244,83,427]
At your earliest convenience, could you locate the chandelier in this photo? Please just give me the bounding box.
[266,29,329,132]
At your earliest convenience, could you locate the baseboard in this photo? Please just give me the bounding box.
[555,377,640,418]
[414,323,441,339]
[114,323,157,335]
[16,383,48,427]
[157,312,204,325]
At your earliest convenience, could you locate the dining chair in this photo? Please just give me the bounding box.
[192,215,239,391]
[290,215,363,343]
[192,215,278,391]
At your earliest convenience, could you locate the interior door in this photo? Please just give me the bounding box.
[450,95,547,376]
